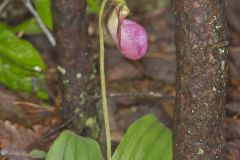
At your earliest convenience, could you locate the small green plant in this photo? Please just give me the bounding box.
[0,0,104,98]
[46,114,172,160]
[45,0,172,159]
[0,0,53,99]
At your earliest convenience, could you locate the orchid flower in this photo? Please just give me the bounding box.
[107,4,148,60]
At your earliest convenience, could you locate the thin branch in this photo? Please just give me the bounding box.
[40,113,78,139]
[108,91,174,99]
[40,91,173,140]
[0,0,12,13]
[23,0,56,46]
[229,46,240,53]
[87,92,174,102]
[14,101,54,113]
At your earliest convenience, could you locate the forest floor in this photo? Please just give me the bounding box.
[1,0,240,159]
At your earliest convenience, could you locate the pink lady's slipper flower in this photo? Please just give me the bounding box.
[107,5,148,60]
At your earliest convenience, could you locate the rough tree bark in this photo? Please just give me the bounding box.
[52,0,101,138]
[173,0,228,159]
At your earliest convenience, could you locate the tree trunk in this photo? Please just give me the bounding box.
[52,0,101,138]
[173,0,228,159]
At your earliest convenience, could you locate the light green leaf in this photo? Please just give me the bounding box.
[0,22,11,31]
[46,130,104,160]
[0,30,46,71]
[11,18,43,35]
[87,0,100,14]
[28,149,47,159]
[112,114,172,160]
[32,0,53,29]
[0,56,48,99]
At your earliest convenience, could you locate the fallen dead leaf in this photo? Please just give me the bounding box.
[0,120,48,160]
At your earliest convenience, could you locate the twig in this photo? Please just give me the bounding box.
[40,96,95,139]
[40,91,173,139]
[229,46,240,53]
[23,0,56,46]
[14,101,54,112]
[108,91,174,99]
[0,0,12,13]
[41,113,78,139]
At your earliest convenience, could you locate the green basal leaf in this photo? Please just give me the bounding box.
[0,28,48,99]
[87,0,100,14]
[0,30,46,71]
[0,22,11,31]
[28,149,47,159]
[32,0,53,29]
[46,130,104,160]
[112,114,172,160]
[0,56,48,99]
[11,18,43,35]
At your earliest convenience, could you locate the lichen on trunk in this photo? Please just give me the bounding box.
[52,0,101,139]
[173,0,228,159]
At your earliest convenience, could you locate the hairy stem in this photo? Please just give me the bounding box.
[99,0,111,159]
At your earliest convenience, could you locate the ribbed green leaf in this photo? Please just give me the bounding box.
[32,0,53,29]
[0,56,48,99]
[112,114,172,160]
[46,130,104,160]
[0,30,46,71]
[11,18,43,35]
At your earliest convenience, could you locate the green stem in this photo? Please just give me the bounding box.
[99,0,111,160]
